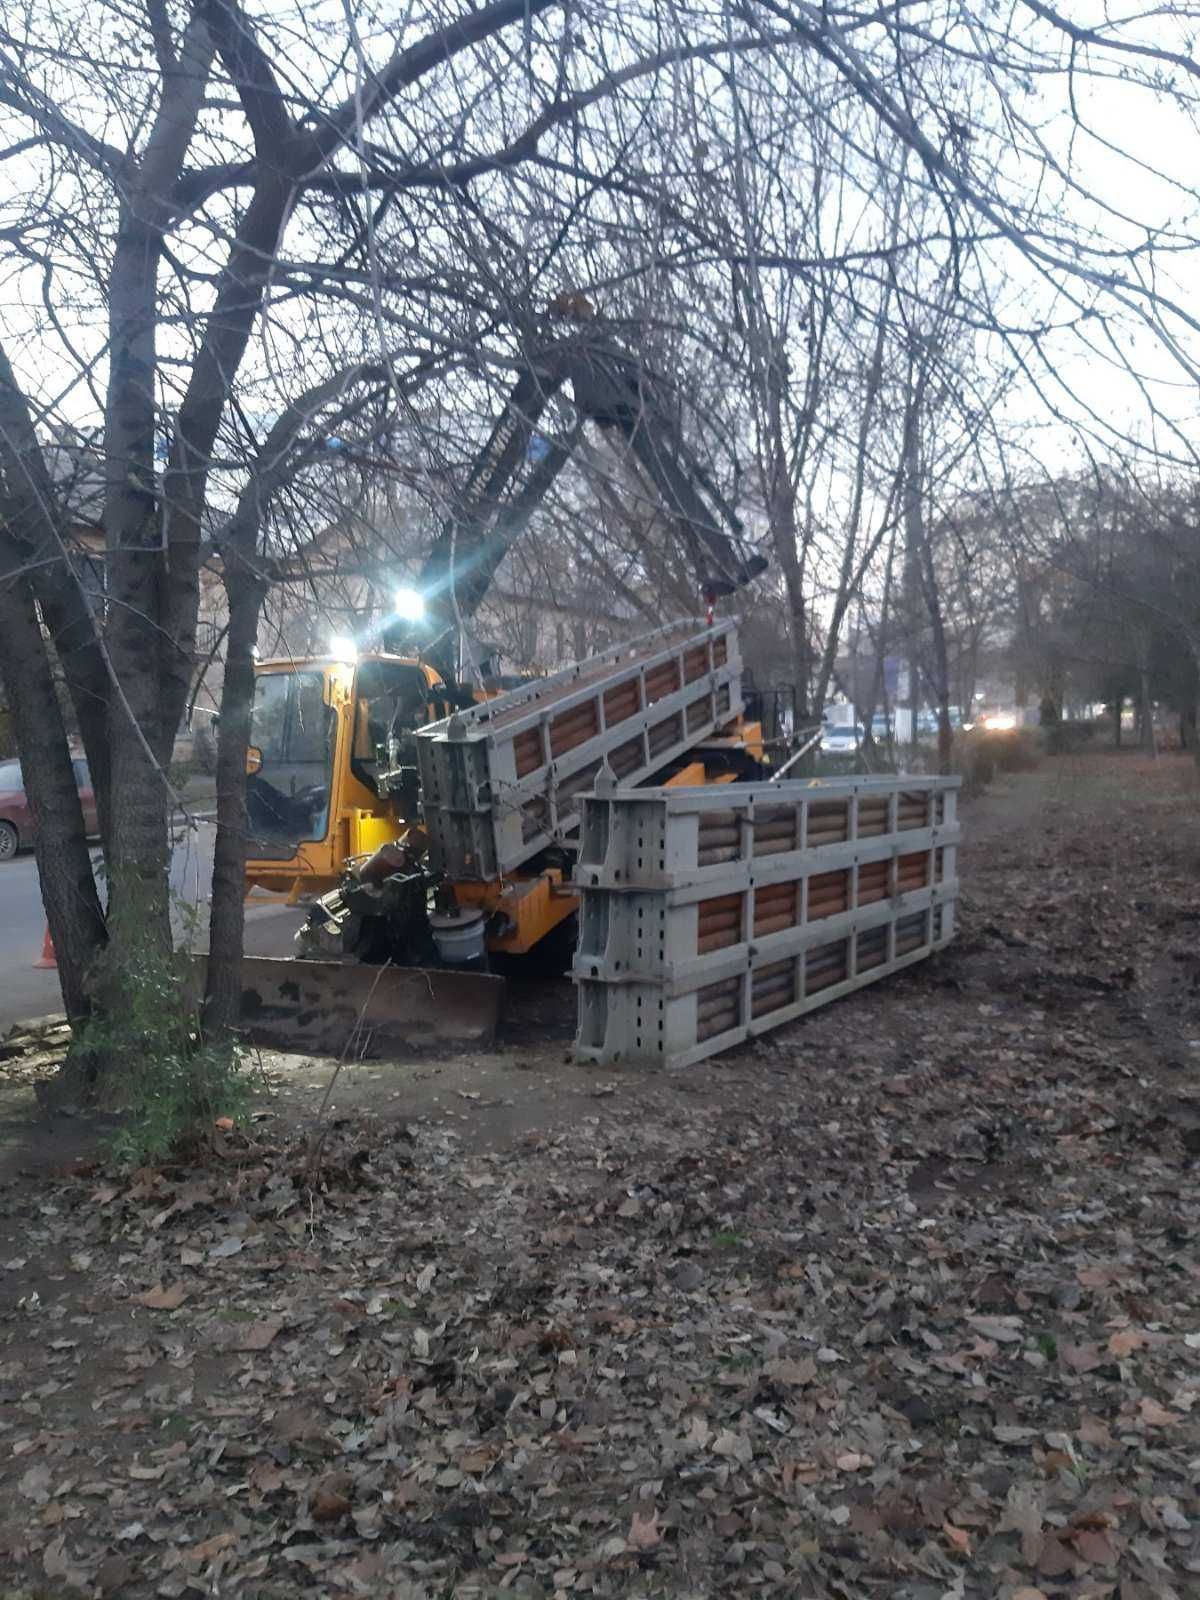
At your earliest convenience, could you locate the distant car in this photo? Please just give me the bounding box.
[0,757,99,862]
[822,724,864,755]
[870,714,892,740]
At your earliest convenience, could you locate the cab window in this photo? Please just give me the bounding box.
[247,671,336,851]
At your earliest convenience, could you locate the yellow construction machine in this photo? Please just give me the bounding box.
[244,633,767,957]
[233,319,775,1052]
[244,650,452,903]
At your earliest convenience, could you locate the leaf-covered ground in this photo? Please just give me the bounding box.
[2,750,1199,1599]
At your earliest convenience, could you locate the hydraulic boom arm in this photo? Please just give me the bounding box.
[413,326,767,674]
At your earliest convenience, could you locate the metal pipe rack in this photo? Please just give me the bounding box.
[574,772,960,1068]
[416,618,743,880]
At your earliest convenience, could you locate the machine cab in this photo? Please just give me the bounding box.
[244,652,453,897]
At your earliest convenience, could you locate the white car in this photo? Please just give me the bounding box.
[822,724,863,754]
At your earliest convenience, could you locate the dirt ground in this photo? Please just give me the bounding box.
[1,749,1199,1599]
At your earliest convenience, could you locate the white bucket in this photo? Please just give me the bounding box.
[429,907,487,965]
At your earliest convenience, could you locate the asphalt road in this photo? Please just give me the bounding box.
[0,823,305,1029]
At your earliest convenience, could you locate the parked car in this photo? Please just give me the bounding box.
[0,757,99,862]
[822,724,864,755]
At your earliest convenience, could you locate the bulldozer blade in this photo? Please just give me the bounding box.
[188,956,505,1057]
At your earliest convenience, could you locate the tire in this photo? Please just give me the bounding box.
[0,820,18,862]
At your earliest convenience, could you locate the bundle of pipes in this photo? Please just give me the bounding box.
[574,773,960,1070]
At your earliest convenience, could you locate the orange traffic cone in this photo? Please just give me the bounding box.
[34,925,57,969]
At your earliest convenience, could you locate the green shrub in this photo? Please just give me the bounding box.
[953,729,993,793]
[73,877,249,1167]
[1045,719,1098,753]
[987,728,1041,772]
[952,726,1040,790]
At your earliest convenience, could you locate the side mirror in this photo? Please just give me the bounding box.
[245,746,263,776]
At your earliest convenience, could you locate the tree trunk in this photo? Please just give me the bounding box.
[0,342,115,840]
[0,562,107,1021]
[900,388,924,764]
[36,588,115,847]
[1136,637,1156,756]
[1181,697,1197,755]
[917,545,954,773]
[203,564,267,1041]
[101,210,182,957]
[787,587,811,723]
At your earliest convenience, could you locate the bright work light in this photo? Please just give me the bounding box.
[395,586,425,623]
[328,634,358,663]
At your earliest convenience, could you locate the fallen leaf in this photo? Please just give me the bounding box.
[835,1451,871,1472]
[230,1318,282,1351]
[1011,1590,1049,1600]
[1077,1264,1125,1288]
[42,1535,76,1581]
[209,1235,244,1259]
[1037,1533,1076,1576]
[95,1553,135,1595]
[188,1532,236,1566]
[134,1282,188,1310]
[994,1424,1038,1443]
[684,1414,711,1449]
[766,1356,817,1385]
[998,1482,1043,1566]
[1076,1411,1113,1447]
[1072,1526,1117,1565]
[250,1461,285,1494]
[712,1428,753,1462]
[1061,1342,1104,1372]
[967,1314,1023,1343]
[19,1464,51,1503]
[272,1404,329,1445]
[311,1472,353,1522]
[942,1521,971,1555]
[1107,1327,1146,1358]
[627,1509,661,1551]
[1138,1397,1180,1427]
[753,1404,789,1434]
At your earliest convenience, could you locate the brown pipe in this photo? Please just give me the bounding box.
[550,708,601,739]
[758,907,804,925]
[754,970,795,988]
[755,877,799,896]
[700,809,741,829]
[697,828,741,847]
[697,1000,739,1026]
